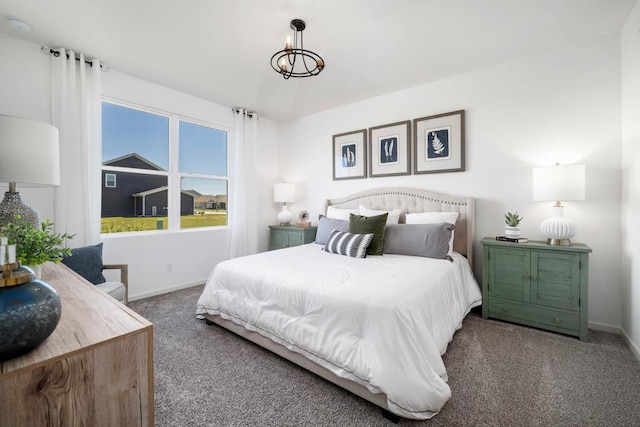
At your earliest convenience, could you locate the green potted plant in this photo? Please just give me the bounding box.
[504,211,523,238]
[0,215,74,278]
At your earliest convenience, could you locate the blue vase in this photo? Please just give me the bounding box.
[0,268,62,362]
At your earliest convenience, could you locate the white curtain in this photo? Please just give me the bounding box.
[50,49,102,247]
[229,109,259,258]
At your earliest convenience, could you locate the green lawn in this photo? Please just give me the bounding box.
[101,213,227,233]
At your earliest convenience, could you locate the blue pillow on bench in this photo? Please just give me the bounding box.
[61,243,106,285]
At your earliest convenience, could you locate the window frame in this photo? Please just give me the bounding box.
[100,98,231,235]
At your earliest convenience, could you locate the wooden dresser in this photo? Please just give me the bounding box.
[481,238,591,341]
[0,262,153,426]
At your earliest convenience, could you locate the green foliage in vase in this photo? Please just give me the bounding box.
[504,211,523,227]
[0,215,74,266]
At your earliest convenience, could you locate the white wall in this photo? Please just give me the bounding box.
[621,0,640,357]
[0,33,281,300]
[279,35,623,330]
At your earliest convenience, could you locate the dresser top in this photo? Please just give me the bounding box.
[269,225,317,230]
[481,237,591,253]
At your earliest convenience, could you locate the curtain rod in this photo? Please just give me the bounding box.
[233,108,257,119]
[41,46,106,70]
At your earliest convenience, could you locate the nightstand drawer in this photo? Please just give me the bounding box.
[488,297,579,333]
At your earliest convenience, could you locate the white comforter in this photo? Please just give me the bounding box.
[196,244,481,419]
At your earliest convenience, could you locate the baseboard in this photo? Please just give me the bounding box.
[620,327,640,363]
[129,280,205,301]
[588,321,621,334]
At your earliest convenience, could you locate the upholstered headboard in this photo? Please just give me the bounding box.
[326,187,475,267]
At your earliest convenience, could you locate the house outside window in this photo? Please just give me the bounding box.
[101,100,229,234]
[105,173,116,188]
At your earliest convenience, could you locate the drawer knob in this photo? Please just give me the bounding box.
[502,307,508,312]
[554,317,561,323]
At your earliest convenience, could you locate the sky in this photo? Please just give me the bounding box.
[102,102,228,195]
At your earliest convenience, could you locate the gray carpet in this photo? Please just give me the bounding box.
[130,285,640,426]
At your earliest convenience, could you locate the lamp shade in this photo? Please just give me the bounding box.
[0,115,60,187]
[532,164,585,202]
[274,183,295,203]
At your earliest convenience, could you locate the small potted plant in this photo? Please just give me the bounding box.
[296,210,310,228]
[504,211,523,238]
[0,215,74,279]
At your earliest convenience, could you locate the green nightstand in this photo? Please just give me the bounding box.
[481,237,592,341]
[269,225,317,250]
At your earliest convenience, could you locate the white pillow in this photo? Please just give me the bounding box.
[359,205,402,225]
[326,205,360,221]
[405,211,460,256]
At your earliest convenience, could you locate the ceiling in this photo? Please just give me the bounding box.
[0,0,635,122]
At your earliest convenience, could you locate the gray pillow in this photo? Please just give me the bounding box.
[383,223,455,259]
[315,215,349,245]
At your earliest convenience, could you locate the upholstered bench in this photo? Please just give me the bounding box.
[98,264,129,304]
[61,243,129,305]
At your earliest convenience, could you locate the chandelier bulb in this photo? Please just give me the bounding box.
[279,58,287,73]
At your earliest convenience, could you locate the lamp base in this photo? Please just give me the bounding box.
[540,205,577,246]
[0,192,40,229]
[546,238,572,246]
[277,205,293,226]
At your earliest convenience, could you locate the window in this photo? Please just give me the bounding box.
[101,100,229,234]
[105,173,116,188]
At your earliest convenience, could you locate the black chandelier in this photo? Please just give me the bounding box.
[270,19,325,79]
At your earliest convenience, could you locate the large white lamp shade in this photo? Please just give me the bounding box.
[274,183,295,226]
[0,115,60,228]
[532,164,585,246]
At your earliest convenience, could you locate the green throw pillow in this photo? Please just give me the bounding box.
[349,213,388,255]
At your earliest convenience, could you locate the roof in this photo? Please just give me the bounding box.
[132,186,199,198]
[103,153,165,171]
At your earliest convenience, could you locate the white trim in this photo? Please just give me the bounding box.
[587,321,640,363]
[102,96,232,139]
[128,280,204,301]
[587,321,621,334]
[100,224,230,239]
[621,326,640,363]
[102,165,169,176]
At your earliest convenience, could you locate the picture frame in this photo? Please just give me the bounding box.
[368,120,411,178]
[332,129,367,180]
[413,110,465,174]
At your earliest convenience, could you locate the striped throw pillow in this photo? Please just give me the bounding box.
[323,229,374,258]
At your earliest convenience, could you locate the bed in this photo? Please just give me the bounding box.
[196,187,482,420]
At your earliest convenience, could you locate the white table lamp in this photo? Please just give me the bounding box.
[532,164,585,246]
[274,183,295,226]
[0,115,60,229]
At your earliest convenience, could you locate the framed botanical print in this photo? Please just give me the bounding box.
[332,129,367,180]
[368,120,411,177]
[413,110,465,174]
